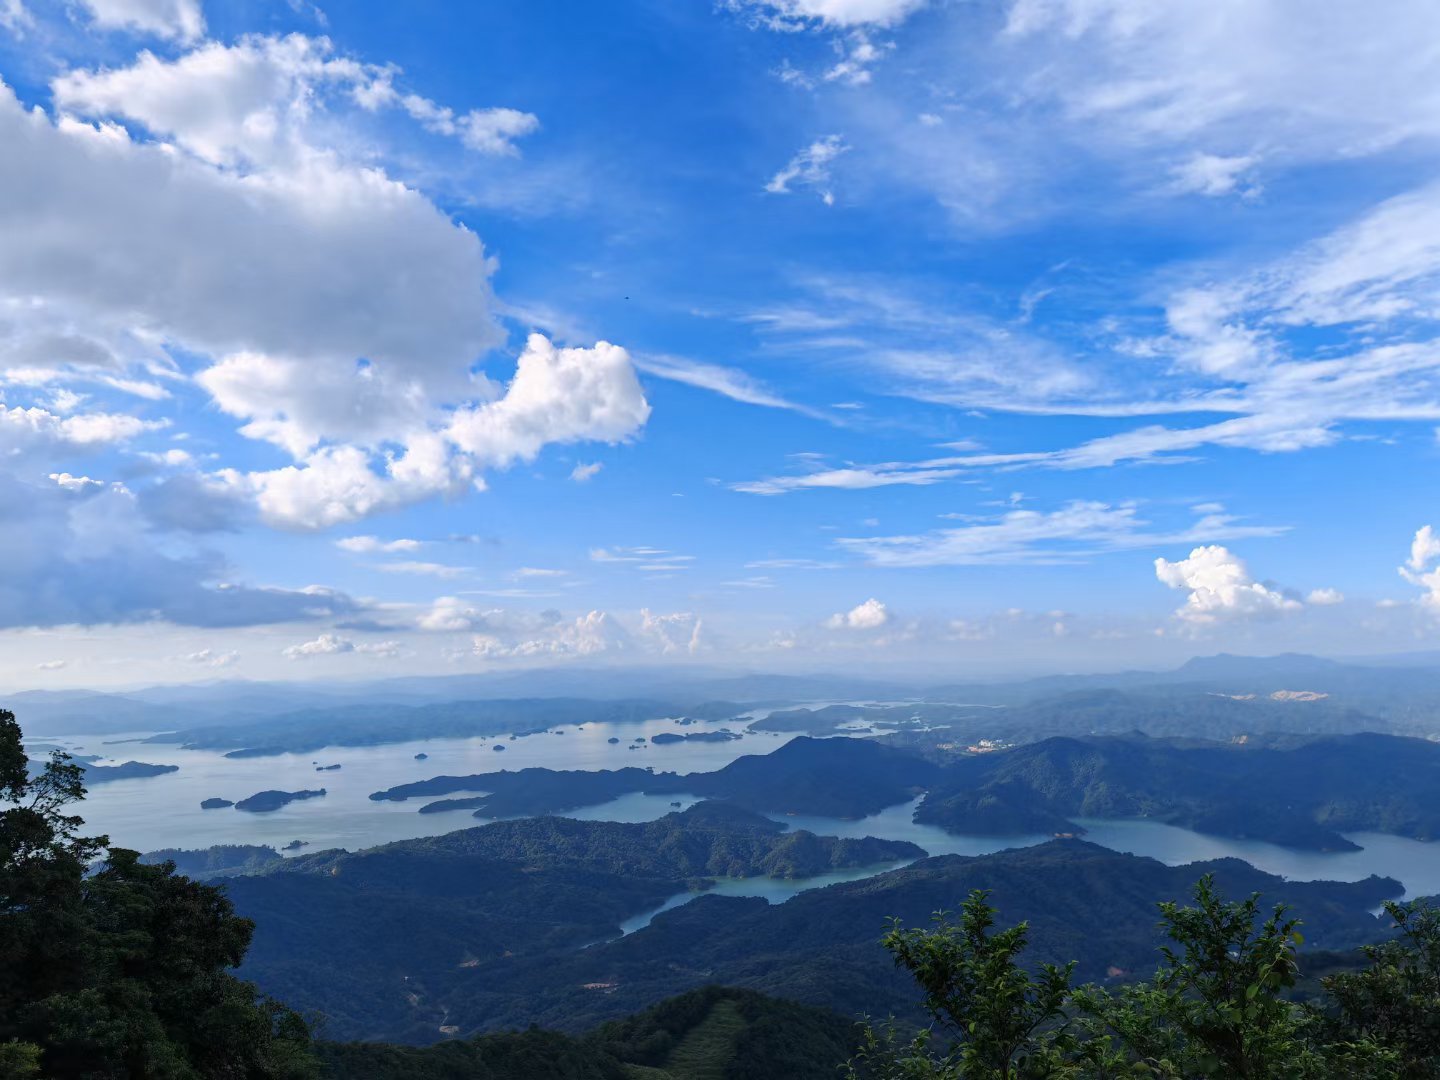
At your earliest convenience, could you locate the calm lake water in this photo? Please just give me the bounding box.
[57,718,797,854]
[47,720,1440,925]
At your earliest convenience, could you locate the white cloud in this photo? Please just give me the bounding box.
[447,335,651,470]
[3,68,496,414]
[730,0,927,29]
[590,546,694,571]
[48,472,103,493]
[826,597,890,629]
[375,561,468,579]
[639,609,706,654]
[734,464,964,495]
[1155,545,1301,623]
[180,648,238,667]
[215,443,472,530]
[35,659,66,671]
[360,639,403,658]
[824,32,893,86]
[1306,587,1344,606]
[1168,153,1259,198]
[738,275,1091,417]
[1406,524,1440,572]
[417,596,485,632]
[283,631,394,658]
[454,107,540,155]
[765,134,847,203]
[139,448,194,467]
[1,41,613,532]
[1400,525,1440,610]
[0,405,162,457]
[76,0,204,41]
[335,535,423,554]
[1,0,33,35]
[570,461,603,483]
[635,353,816,415]
[283,632,350,658]
[1002,0,1440,170]
[53,34,535,168]
[472,609,629,659]
[842,502,1286,568]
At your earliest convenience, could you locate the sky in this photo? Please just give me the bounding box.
[3,0,1440,687]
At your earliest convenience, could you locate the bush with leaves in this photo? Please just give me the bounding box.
[0,710,319,1078]
[851,873,1434,1079]
[847,890,1084,1079]
[1321,898,1440,1077]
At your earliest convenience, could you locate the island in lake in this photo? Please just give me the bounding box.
[80,760,179,783]
[234,789,327,813]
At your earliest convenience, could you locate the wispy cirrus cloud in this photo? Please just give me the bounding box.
[838,501,1286,567]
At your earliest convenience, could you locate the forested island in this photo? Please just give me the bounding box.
[371,736,937,819]
[916,731,1440,850]
[234,788,327,813]
[76,759,179,783]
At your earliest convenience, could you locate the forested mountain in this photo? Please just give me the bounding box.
[916,731,1440,849]
[316,986,861,1080]
[422,840,1398,1039]
[220,829,1398,1043]
[217,802,921,1041]
[763,688,1393,746]
[371,735,940,819]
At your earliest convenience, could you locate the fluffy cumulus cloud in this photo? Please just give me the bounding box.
[411,599,705,660]
[283,632,399,659]
[472,610,630,659]
[179,648,239,667]
[0,29,645,534]
[0,473,356,628]
[446,335,651,470]
[77,0,205,41]
[825,597,890,629]
[1154,546,1300,624]
[1400,525,1440,610]
[639,609,706,654]
[0,405,163,458]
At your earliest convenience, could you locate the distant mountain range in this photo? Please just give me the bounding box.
[14,650,1440,739]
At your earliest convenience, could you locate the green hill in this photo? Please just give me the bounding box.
[316,986,859,1080]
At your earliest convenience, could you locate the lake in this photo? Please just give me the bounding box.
[57,718,797,853]
[49,719,1440,923]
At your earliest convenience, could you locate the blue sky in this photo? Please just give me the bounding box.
[2,0,1440,686]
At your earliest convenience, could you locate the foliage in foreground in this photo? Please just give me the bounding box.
[848,879,1440,1079]
[0,709,319,1078]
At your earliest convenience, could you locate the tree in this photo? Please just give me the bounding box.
[0,710,319,1078]
[848,890,1082,1079]
[853,876,1414,1080]
[1322,898,1440,1077]
[1077,875,1330,1078]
